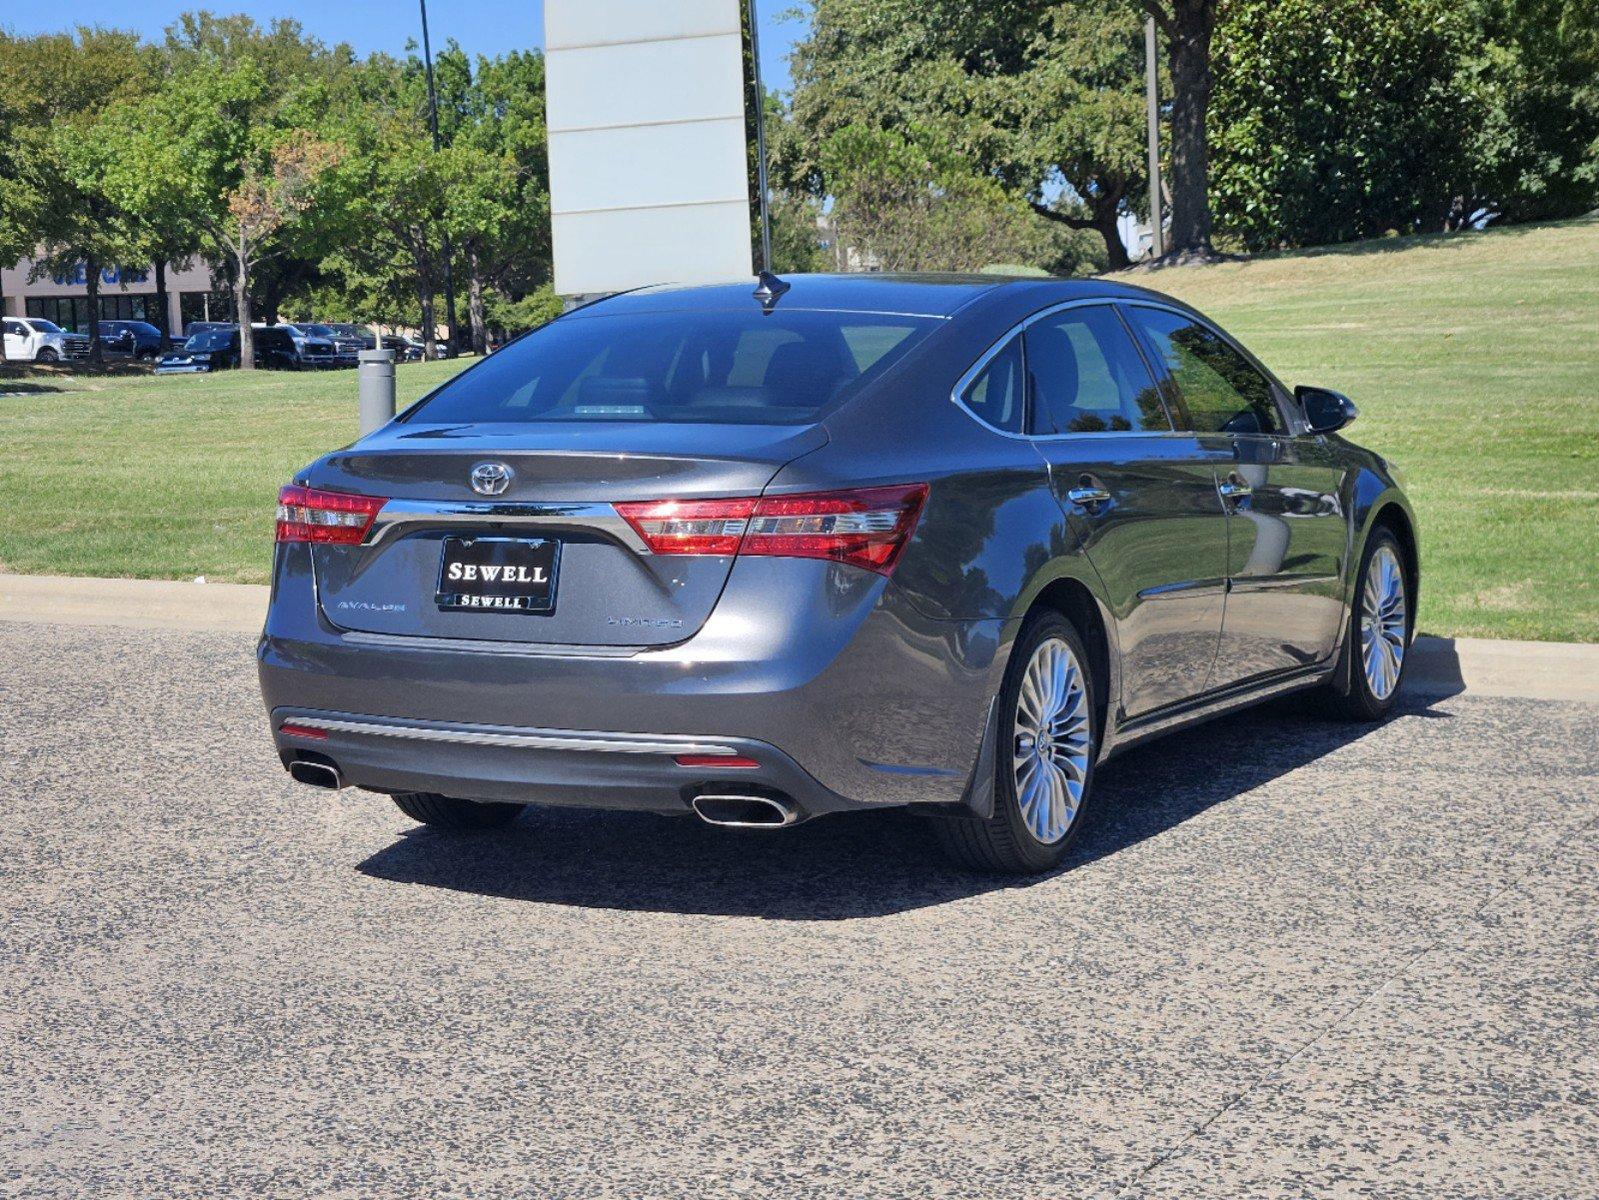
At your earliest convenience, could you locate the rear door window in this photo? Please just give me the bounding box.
[1024,305,1172,435]
[1125,307,1285,435]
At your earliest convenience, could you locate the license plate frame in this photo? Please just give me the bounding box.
[435,536,560,615]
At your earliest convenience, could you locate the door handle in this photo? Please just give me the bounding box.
[1066,486,1113,508]
[1218,479,1253,501]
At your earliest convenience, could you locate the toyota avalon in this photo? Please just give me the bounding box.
[258,274,1416,873]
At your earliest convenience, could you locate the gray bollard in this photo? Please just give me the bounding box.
[357,347,397,435]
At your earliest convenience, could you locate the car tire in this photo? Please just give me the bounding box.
[390,791,523,830]
[931,611,1099,874]
[36,346,59,363]
[1322,527,1411,722]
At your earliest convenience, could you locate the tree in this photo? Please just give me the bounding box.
[134,57,342,368]
[435,48,552,354]
[788,0,1137,271]
[819,123,1088,271]
[0,28,152,361]
[1138,0,1221,260]
[1209,0,1473,248]
[1456,0,1599,224]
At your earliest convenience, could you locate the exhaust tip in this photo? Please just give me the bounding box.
[289,758,343,790]
[691,793,797,829]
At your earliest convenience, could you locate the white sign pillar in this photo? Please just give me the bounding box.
[544,0,754,298]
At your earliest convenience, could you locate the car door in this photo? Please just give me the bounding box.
[1123,304,1350,687]
[2,320,27,361]
[1019,302,1234,720]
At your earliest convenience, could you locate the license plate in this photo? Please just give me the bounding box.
[436,536,559,614]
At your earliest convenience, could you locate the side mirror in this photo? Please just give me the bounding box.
[1296,385,1358,435]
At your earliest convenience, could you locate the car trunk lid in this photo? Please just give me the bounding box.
[307,421,826,646]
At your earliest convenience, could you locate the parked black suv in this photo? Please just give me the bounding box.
[154,325,304,374]
[98,320,165,359]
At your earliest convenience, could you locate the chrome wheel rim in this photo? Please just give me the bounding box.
[1012,637,1091,845]
[1360,545,1407,700]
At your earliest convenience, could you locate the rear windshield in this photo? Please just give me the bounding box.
[186,331,235,351]
[405,309,939,426]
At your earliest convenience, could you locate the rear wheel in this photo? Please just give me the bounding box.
[932,612,1098,874]
[390,791,522,830]
[1323,528,1410,721]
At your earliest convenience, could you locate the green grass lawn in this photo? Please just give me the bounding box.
[1,215,1595,640]
[0,358,472,584]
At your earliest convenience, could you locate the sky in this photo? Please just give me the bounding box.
[1,0,809,91]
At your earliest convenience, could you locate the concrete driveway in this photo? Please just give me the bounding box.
[1,618,1594,1198]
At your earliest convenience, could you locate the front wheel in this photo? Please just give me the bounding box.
[391,792,522,830]
[36,346,59,363]
[1323,528,1410,721]
[931,612,1099,874]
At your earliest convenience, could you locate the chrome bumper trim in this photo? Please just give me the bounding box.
[287,715,741,758]
[365,498,650,554]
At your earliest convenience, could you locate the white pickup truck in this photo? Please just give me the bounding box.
[2,317,90,363]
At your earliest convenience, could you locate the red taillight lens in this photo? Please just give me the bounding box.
[611,496,757,556]
[275,484,387,544]
[616,483,927,576]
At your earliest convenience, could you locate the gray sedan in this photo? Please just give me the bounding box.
[259,274,1417,873]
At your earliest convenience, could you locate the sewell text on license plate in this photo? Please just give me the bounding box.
[436,536,559,614]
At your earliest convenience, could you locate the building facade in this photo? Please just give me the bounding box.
[1,256,223,333]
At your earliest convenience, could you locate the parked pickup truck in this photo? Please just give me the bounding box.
[2,317,90,363]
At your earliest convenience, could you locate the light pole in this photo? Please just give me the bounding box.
[419,0,460,357]
[747,0,773,274]
[1144,16,1164,261]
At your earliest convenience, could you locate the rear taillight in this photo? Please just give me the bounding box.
[616,483,927,576]
[275,484,387,544]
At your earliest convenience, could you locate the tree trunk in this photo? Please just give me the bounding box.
[153,259,170,347]
[467,246,487,356]
[86,259,103,365]
[1093,195,1132,271]
[1163,1,1216,259]
[419,287,437,361]
[235,239,255,371]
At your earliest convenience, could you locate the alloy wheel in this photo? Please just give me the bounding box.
[1012,637,1092,844]
[1360,544,1407,700]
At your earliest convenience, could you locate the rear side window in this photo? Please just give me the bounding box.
[406,309,938,426]
[1127,307,1285,435]
[1025,306,1171,435]
[960,336,1026,433]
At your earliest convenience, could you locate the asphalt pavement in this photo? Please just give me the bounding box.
[1,618,1594,1199]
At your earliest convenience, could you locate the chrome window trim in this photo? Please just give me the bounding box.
[950,298,1184,443]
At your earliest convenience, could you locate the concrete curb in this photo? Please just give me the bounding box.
[1,572,1594,704]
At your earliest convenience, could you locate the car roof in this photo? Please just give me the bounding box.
[574,272,1179,320]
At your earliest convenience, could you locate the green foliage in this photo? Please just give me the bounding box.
[1209,0,1599,248]
[1210,0,1472,249]
[788,0,1131,269]
[1456,0,1599,223]
[817,122,1095,272]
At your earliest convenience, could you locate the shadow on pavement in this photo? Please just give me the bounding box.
[356,694,1451,919]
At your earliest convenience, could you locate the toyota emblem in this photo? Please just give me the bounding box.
[470,461,514,496]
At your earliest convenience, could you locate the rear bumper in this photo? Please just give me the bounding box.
[270,709,859,818]
[258,544,1012,814]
